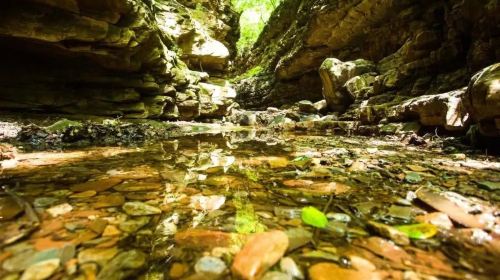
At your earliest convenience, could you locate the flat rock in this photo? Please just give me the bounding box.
[71,178,122,192]
[232,230,289,279]
[174,229,239,249]
[194,256,227,275]
[309,263,381,280]
[92,193,125,209]
[20,259,60,280]
[0,196,23,221]
[78,247,119,265]
[122,202,161,216]
[113,181,162,192]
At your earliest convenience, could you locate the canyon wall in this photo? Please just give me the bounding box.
[237,0,499,111]
[0,0,239,120]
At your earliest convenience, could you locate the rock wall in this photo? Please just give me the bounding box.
[236,0,500,110]
[0,0,239,120]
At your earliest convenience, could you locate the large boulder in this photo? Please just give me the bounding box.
[463,63,500,137]
[388,88,470,132]
[319,58,376,113]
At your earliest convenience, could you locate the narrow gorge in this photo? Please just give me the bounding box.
[0,1,499,280]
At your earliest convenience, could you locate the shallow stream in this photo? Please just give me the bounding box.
[0,131,499,279]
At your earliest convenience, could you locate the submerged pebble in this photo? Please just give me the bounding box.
[194,256,227,275]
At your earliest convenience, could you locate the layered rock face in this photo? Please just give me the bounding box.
[0,0,238,120]
[237,0,500,115]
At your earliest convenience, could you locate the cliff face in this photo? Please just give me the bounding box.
[237,0,500,109]
[0,0,239,120]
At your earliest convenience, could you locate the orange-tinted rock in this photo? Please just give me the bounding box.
[33,237,72,251]
[283,180,350,195]
[416,188,496,230]
[283,179,314,188]
[416,212,453,230]
[175,229,240,249]
[102,225,121,237]
[205,175,262,189]
[88,219,108,235]
[69,190,97,199]
[309,263,381,280]
[92,193,125,209]
[113,181,162,192]
[71,178,122,192]
[353,237,410,264]
[231,230,289,280]
[32,219,64,238]
[169,263,189,279]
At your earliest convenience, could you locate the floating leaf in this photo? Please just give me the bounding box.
[395,223,438,239]
[301,206,328,228]
[405,172,422,184]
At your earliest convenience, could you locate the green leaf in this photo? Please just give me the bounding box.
[394,223,438,239]
[405,172,422,184]
[301,206,328,228]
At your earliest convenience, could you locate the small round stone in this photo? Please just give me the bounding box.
[194,256,227,275]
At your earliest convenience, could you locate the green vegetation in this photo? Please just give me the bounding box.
[232,0,281,53]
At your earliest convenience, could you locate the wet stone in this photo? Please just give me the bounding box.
[119,216,151,233]
[20,259,60,280]
[46,203,73,217]
[97,250,146,280]
[368,221,410,246]
[122,202,161,216]
[232,231,289,279]
[261,271,292,280]
[415,212,453,230]
[71,178,122,192]
[194,256,227,275]
[0,196,23,221]
[169,262,189,279]
[69,190,97,199]
[113,181,162,192]
[326,213,351,223]
[285,228,313,251]
[93,193,125,209]
[33,197,59,208]
[309,263,381,280]
[280,257,304,279]
[174,229,238,249]
[77,247,119,265]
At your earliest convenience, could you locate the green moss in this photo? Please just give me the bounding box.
[232,65,264,82]
[46,119,83,133]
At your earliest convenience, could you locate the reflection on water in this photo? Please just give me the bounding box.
[0,131,499,279]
